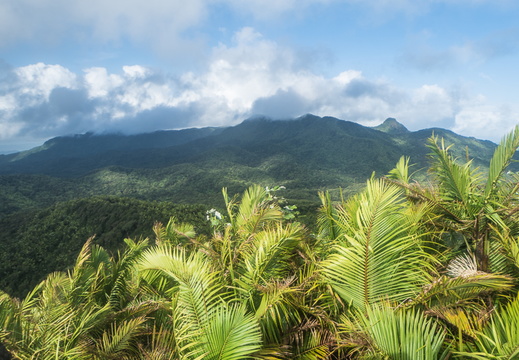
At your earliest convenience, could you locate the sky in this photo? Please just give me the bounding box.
[1,0,519,153]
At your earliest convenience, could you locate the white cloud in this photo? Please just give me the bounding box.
[393,84,456,128]
[14,63,77,99]
[1,27,517,150]
[452,100,518,140]
[122,65,151,79]
[0,0,209,58]
[84,67,124,98]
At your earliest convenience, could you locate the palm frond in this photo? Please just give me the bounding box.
[344,303,448,360]
[139,246,224,322]
[238,222,304,289]
[92,316,147,359]
[386,156,412,184]
[493,228,519,273]
[321,178,434,311]
[139,246,230,358]
[427,135,480,213]
[316,191,341,245]
[457,295,519,359]
[411,273,514,311]
[204,304,262,360]
[484,125,519,199]
[234,184,283,235]
[253,278,303,346]
[154,217,196,246]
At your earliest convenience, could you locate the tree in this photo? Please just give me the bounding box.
[144,184,333,359]
[387,127,519,273]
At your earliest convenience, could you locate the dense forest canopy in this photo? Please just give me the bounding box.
[0,116,509,220]
[2,127,519,359]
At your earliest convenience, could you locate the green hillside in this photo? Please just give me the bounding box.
[0,115,511,298]
[0,115,504,219]
[0,196,209,298]
[1,123,519,359]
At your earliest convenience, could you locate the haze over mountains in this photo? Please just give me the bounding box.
[0,114,505,217]
[0,114,497,175]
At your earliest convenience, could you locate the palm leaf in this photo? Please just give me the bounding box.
[321,179,434,311]
[348,304,448,360]
[237,222,304,289]
[386,155,412,184]
[457,295,519,359]
[138,246,228,358]
[154,217,196,246]
[91,317,146,359]
[426,135,480,213]
[484,125,519,199]
[234,185,283,235]
[204,304,262,360]
[410,272,514,317]
[316,191,341,244]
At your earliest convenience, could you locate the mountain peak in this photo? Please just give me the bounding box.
[374,118,409,134]
[243,115,273,123]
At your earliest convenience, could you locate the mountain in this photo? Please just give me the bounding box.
[0,127,223,177]
[0,114,505,216]
[373,117,409,134]
[0,114,512,297]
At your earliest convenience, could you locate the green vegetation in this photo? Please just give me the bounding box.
[0,197,209,298]
[1,126,519,359]
[0,115,508,221]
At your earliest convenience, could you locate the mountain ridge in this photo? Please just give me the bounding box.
[0,114,509,217]
[1,114,495,176]
[0,115,497,173]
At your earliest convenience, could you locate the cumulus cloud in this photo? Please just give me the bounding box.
[452,100,519,140]
[1,27,516,151]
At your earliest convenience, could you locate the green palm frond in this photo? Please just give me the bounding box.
[488,233,512,275]
[253,278,303,346]
[139,246,224,325]
[233,184,283,235]
[204,304,262,360]
[484,125,519,199]
[346,303,448,360]
[139,324,178,360]
[237,222,304,289]
[321,178,434,311]
[386,156,413,184]
[106,238,148,311]
[493,228,519,274]
[154,216,196,247]
[91,317,146,359]
[411,272,514,312]
[2,270,111,359]
[457,295,519,359]
[427,135,481,211]
[139,246,231,358]
[316,191,342,245]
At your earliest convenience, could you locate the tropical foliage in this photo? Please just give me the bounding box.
[1,126,519,359]
[0,197,210,298]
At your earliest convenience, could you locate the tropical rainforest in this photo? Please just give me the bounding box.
[2,124,519,359]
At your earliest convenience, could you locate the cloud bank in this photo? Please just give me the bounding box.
[1,27,516,152]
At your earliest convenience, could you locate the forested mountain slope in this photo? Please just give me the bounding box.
[0,196,209,297]
[0,115,504,217]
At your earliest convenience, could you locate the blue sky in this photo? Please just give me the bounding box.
[1,0,518,153]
